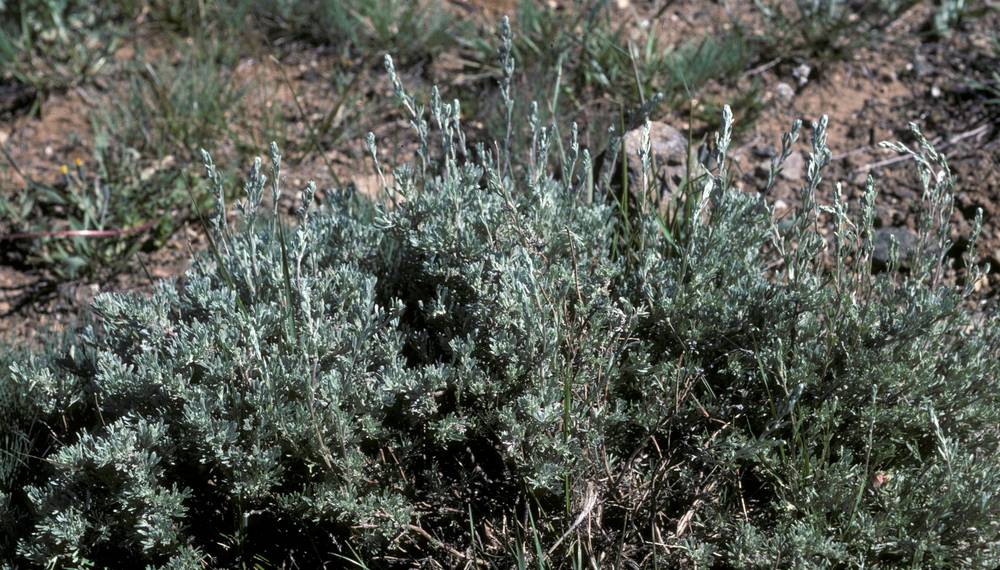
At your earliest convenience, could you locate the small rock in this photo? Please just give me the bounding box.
[872,227,919,271]
[780,152,805,181]
[752,144,776,159]
[59,282,100,308]
[620,121,693,204]
[911,55,933,77]
[774,82,795,102]
[623,121,688,167]
[793,63,811,86]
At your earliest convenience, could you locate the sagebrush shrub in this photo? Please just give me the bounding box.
[2,36,998,568]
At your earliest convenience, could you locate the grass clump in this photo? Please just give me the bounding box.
[752,0,919,61]
[470,1,754,147]
[2,23,999,569]
[103,38,246,160]
[242,0,464,65]
[0,0,126,92]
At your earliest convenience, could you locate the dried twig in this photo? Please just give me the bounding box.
[406,524,489,567]
[741,57,782,79]
[0,221,157,242]
[857,123,991,172]
[547,482,599,555]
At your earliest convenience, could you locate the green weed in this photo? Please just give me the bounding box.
[0,1,125,92]
[0,139,190,280]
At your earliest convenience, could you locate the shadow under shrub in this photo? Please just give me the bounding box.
[2,49,999,570]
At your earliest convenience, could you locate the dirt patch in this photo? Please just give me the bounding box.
[1,89,95,187]
[0,224,199,344]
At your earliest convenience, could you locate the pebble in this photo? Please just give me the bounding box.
[774,82,795,102]
[872,227,919,270]
[781,152,805,181]
[620,121,692,203]
[793,64,812,86]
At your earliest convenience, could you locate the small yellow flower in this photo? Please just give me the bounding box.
[59,164,69,175]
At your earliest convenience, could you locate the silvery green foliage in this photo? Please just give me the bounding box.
[2,67,999,569]
[934,0,967,36]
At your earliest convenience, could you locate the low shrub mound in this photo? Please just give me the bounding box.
[2,48,998,568]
